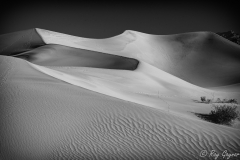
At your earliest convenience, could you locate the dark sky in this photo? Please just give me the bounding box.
[1,1,239,38]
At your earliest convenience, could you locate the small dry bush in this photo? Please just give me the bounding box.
[209,104,239,125]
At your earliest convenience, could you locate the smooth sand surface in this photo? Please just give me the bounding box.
[1,29,240,160]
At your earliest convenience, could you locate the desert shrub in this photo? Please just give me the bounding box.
[197,97,237,104]
[216,98,221,103]
[209,104,239,125]
[206,99,212,104]
[201,96,206,102]
[222,99,228,103]
[228,99,238,104]
[215,98,238,104]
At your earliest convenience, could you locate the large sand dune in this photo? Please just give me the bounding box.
[36,28,240,87]
[0,29,240,160]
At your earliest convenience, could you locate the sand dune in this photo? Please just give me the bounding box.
[37,28,240,87]
[1,29,240,160]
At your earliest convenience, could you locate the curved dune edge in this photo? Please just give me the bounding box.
[36,28,240,88]
[1,56,240,160]
[14,44,139,70]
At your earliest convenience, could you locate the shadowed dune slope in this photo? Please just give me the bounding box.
[0,29,46,56]
[152,32,240,88]
[13,44,139,70]
[209,83,240,93]
[37,29,240,87]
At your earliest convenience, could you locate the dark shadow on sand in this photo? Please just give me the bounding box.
[193,112,216,123]
[14,44,139,70]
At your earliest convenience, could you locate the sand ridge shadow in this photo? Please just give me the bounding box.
[14,44,139,70]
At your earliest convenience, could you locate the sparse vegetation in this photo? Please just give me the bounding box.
[216,98,221,103]
[198,96,212,104]
[223,99,228,103]
[195,104,240,126]
[206,99,212,104]
[197,97,238,104]
[214,98,238,104]
[228,99,238,104]
[194,97,239,125]
[201,96,206,102]
[209,104,239,125]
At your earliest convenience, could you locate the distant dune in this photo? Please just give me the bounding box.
[0,28,240,160]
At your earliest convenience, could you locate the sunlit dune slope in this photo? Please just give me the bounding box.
[13,44,138,70]
[0,56,239,160]
[37,28,240,87]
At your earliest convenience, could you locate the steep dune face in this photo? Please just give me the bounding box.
[1,56,240,160]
